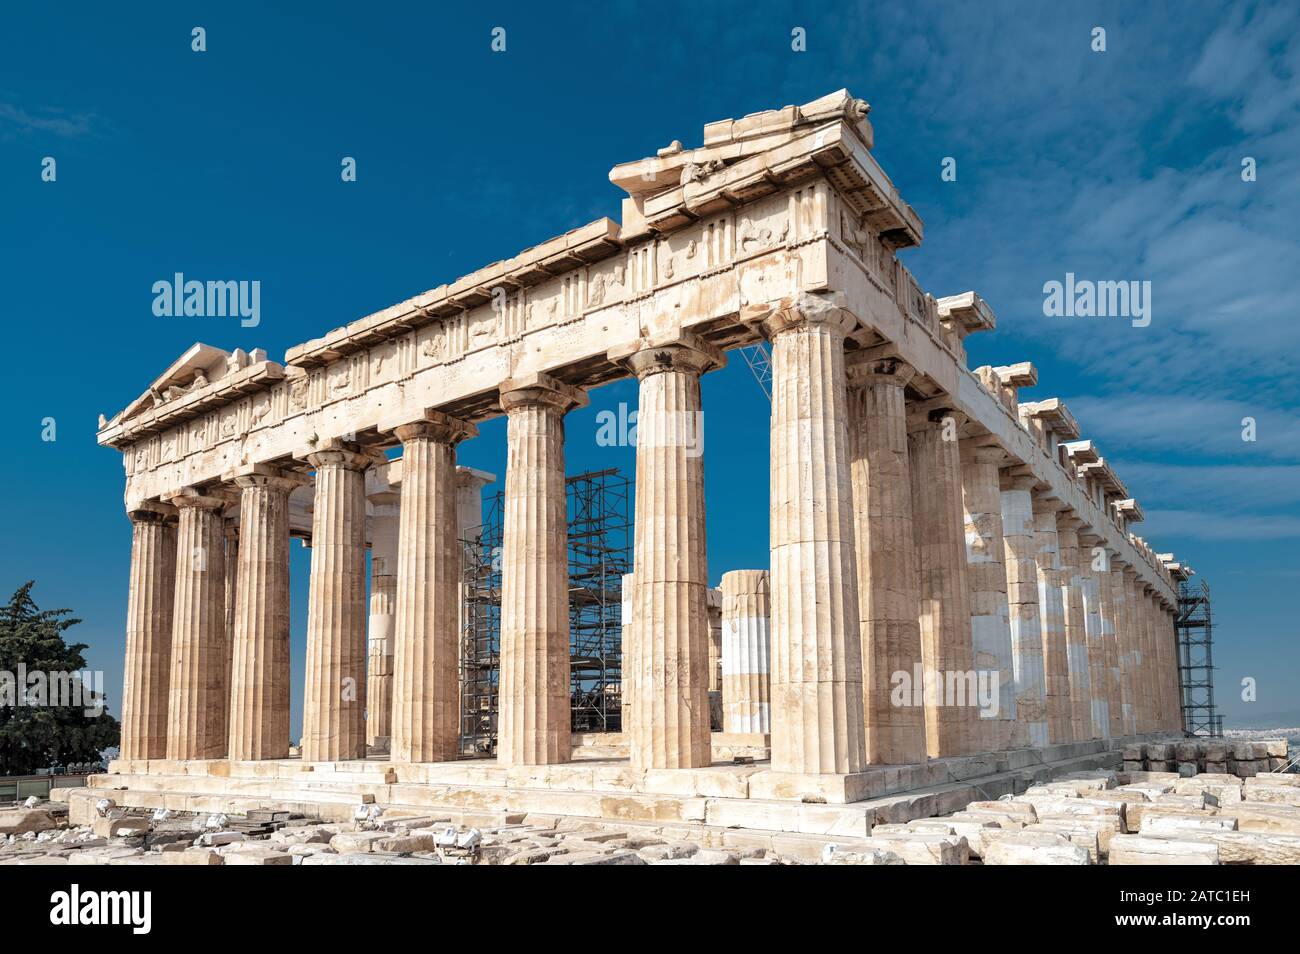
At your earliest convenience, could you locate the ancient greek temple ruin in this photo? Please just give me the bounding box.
[93,90,1194,834]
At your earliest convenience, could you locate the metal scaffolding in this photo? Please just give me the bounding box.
[1176,577,1221,737]
[458,468,630,755]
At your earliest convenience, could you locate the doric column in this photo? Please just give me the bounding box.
[846,354,926,766]
[610,334,720,770]
[1127,573,1150,732]
[120,505,177,761]
[742,294,866,775]
[223,525,239,742]
[163,488,228,760]
[388,411,477,764]
[1140,582,1161,730]
[1099,548,1124,738]
[497,373,586,766]
[365,487,399,753]
[721,570,771,735]
[1031,497,1072,744]
[1056,516,1093,741]
[301,441,373,762]
[1077,531,1110,740]
[1110,558,1136,736]
[908,406,977,758]
[1001,472,1048,748]
[959,443,1016,752]
[227,465,299,761]
[1162,597,1183,731]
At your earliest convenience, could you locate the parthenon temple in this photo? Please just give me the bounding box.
[90,90,1196,841]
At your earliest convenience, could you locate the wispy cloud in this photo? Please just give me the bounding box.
[0,101,96,138]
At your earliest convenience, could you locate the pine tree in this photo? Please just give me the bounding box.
[0,582,120,775]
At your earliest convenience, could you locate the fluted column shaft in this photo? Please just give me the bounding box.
[366,498,398,751]
[1077,532,1110,739]
[1128,575,1151,732]
[228,469,296,760]
[497,374,585,766]
[390,413,476,763]
[909,409,977,758]
[721,570,771,734]
[846,356,927,765]
[959,445,1015,752]
[1057,518,1093,741]
[165,490,227,760]
[752,299,866,775]
[1111,559,1136,736]
[120,509,176,760]
[1031,498,1072,744]
[1001,474,1048,748]
[619,338,718,770]
[1098,550,1124,738]
[1140,585,1161,730]
[302,445,371,762]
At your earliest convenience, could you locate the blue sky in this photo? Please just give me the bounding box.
[2,2,1296,733]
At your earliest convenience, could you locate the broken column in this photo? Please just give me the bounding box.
[720,570,771,735]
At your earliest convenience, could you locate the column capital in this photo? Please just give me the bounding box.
[959,442,1006,467]
[297,438,383,472]
[387,409,478,446]
[607,330,725,379]
[1030,491,1069,514]
[499,371,588,414]
[845,351,916,390]
[999,471,1039,493]
[128,500,177,524]
[739,291,858,340]
[162,486,227,512]
[1056,512,1085,531]
[223,462,309,493]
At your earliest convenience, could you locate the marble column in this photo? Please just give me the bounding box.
[1127,573,1151,733]
[744,295,866,775]
[959,444,1016,752]
[1162,598,1182,731]
[366,491,399,753]
[846,354,927,766]
[1140,583,1161,730]
[164,488,228,760]
[1001,473,1048,748]
[1077,531,1110,740]
[223,525,239,745]
[720,570,771,735]
[1110,557,1136,736]
[120,506,176,761]
[301,442,372,762]
[1057,516,1093,741]
[497,373,586,766]
[908,407,977,758]
[389,412,477,764]
[1031,497,1072,744]
[1099,550,1124,739]
[614,335,720,770]
[227,466,297,761]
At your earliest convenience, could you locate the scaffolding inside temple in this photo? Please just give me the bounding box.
[458,468,631,755]
[1176,577,1222,737]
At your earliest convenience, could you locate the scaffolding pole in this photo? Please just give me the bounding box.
[1176,577,1221,737]
[458,468,631,755]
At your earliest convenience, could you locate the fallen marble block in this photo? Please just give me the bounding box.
[983,830,1090,865]
[1109,835,1219,865]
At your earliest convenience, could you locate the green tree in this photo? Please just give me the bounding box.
[0,582,119,775]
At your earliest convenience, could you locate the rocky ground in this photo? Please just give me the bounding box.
[3,763,1298,865]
